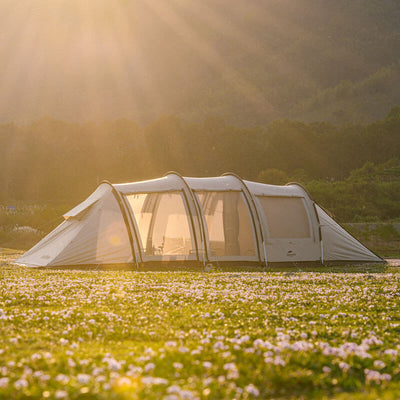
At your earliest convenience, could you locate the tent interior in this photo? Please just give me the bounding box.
[16,172,384,268]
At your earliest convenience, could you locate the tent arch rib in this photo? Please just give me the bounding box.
[100,181,141,268]
[222,172,266,267]
[164,171,209,266]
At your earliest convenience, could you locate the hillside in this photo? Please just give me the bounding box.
[1,0,400,125]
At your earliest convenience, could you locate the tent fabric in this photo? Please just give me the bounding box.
[315,205,382,262]
[17,184,133,267]
[16,173,384,268]
[63,184,109,220]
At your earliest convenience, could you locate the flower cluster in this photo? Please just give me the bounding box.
[0,256,399,399]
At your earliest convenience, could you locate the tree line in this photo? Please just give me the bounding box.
[0,107,399,221]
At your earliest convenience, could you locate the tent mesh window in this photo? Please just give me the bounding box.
[196,191,256,257]
[126,192,194,256]
[257,196,311,239]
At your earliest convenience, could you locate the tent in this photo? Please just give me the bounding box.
[16,172,383,268]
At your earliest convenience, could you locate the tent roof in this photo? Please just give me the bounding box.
[114,173,307,197]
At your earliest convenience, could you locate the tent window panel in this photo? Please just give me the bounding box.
[126,192,194,256]
[196,191,256,257]
[257,196,310,239]
[126,193,152,247]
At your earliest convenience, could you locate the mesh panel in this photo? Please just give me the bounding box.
[197,191,256,257]
[126,192,194,257]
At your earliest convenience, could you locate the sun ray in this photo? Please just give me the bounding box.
[0,1,371,124]
[144,0,279,119]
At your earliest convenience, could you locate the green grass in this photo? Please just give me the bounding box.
[0,250,400,399]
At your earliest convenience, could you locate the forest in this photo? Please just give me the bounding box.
[1,107,399,225]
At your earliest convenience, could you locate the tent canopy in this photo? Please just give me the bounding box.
[17,172,383,268]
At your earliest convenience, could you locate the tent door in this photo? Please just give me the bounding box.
[256,195,320,262]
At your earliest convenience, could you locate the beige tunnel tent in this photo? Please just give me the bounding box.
[17,172,383,268]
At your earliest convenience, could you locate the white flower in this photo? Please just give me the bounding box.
[178,347,189,353]
[141,377,168,385]
[253,339,265,348]
[373,360,385,369]
[56,374,70,385]
[213,341,226,350]
[68,358,76,368]
[114,377,131,387]
[163,396,179,400]
[223,362,237,371]
[39,374,51,382]
[180,390,196,400]
[173,362,183,370]
[223,363,239,380]
[77,374,91,384]
[273,356,286,366]
[245,384,260,397]
[14,378,28,390]
[240,335,250,343]
[364,369,391,383]
[31,353,41,361]
[55,390,68,399]
[92,367,104,376]
[0,377,9,388]
[144,363,155,373]
[384,349,397,357]
[104,357,121,371]
[167,385,181,393]
[339,362,350,371]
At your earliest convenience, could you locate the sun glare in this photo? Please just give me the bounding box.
[0,0,362,124]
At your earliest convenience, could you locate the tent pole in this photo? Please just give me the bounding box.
[321,239,324,265]
[222,172,268,269]
[102,181,140,270]
[262,240,268,271]
[164,171,209,268]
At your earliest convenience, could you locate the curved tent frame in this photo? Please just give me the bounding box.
[16,173,384,268]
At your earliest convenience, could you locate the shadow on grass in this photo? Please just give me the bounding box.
[8,263,396,274]
[3,247,396,274]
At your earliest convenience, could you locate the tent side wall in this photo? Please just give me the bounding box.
[16,183,135,267]
[245,181,321,263]
[316,205,384,263]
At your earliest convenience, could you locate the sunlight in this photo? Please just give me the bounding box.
[145,0,278,118]
[0,0,365,124]
[0,0,287,122]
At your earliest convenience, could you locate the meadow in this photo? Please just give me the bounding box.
[0,249,399,399]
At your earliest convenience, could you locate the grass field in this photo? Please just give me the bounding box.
[0,249,399,399]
